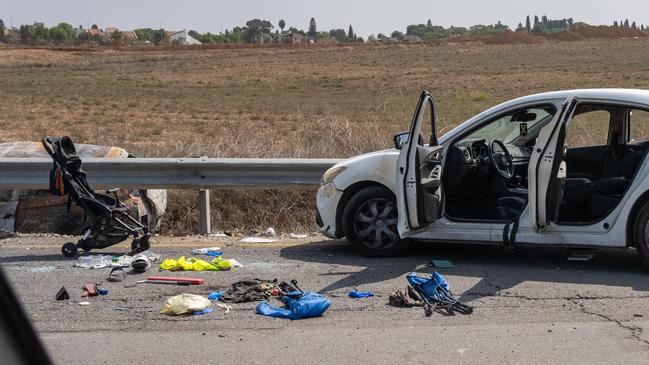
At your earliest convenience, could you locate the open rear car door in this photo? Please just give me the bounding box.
[529,96,578,229]
[396,91,444,237]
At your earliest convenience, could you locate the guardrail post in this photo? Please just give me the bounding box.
[198,189,211,235]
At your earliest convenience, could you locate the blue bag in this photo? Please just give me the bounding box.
[256,292,331,320]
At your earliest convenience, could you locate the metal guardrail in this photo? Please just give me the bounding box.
[0,157,340,189]
[0,157,341,233]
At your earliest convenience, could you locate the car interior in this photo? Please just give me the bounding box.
[439,103,649,224]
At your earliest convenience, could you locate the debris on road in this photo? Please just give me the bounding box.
[159,256,240,271]
[131,256,151,273]
[388,286,425,308]
[289,233,308,239]
[207,291,225,300]
[82,283,98,297]
[431,260,456,269]
[75,250,160,269]
[160,293,211,316]
[348,290,375,298]
[76,255,117,269]
[208,232,228,238]
[567,253,594,262]
[107,267,125,282]
[55,286,69,300]
[97,288,109,295]
[405,272,473,316]
[191,247,223,256]
[219,279,280,303]
[264,227,277,237]
[131,277,204,286]
[78,301,90,306]
[240,237,278,243]
[193,307,214,316]
[256,292,331,320]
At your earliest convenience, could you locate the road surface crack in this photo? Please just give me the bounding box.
[578,302,649,348]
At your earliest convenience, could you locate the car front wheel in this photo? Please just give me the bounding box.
[342,186,410,257]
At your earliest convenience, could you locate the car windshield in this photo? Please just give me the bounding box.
[464,106,555,144]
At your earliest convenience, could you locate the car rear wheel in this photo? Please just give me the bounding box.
[633,202,649,269]
[342,186,410,257]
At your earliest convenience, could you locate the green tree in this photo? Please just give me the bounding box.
[287,26,304,35]
[348,25,354,40]
[525,15,531,32]
[427,19,432,28]
[244,19,273,42]
[624,19,629,28]
[367,34,377,42]
[0,19,5,42]
[110,30,125,44]
[391,30,403,39]
[533,15,540,27]
[279,19,285,32]
[20,22,50,45]
[50,22,73,44]
[134,28,155,42]
[614,20,619,27]
[152,28,167,45]
[329,28,347,41]
[308,17,316,37]
[632,21,637,29]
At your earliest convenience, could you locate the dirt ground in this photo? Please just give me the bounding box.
[2,38,649,233]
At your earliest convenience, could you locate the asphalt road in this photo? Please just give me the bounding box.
[2,234,649,364]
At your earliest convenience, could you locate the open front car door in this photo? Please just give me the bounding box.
[396,91,444,237]
[529,96,578,229]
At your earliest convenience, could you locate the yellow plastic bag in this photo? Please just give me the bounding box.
[159,256,234,271]
[161,293,211,315]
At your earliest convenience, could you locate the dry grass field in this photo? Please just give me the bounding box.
[2,38,649,234]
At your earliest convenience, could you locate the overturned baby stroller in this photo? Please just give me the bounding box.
[42,136,150,257]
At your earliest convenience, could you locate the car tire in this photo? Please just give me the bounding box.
[342,186,410,257]
[633,202,649,269]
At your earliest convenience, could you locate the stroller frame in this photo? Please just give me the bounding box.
[42,136,150,257]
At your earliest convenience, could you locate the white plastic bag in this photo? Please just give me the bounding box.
[161,294,211,315]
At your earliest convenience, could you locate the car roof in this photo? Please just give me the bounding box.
[505,88,649,106]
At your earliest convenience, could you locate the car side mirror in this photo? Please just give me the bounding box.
[393,132,410,150]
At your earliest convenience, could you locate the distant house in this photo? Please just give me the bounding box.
[3,29,21,43]
[268,32,305,44]
[102,27,119,42]
[250,32,273,44]
[87,27,102,39]
[169,30,201,45]
[101,27,139,44]
[286,32,305,44]
[401,35,423,43]
[121,31,138,44]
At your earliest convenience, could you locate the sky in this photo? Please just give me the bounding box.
[4,0,649,37]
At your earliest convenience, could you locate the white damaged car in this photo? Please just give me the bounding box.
[316,89,649,267]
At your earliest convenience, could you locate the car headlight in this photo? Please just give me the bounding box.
[321,166,346,186]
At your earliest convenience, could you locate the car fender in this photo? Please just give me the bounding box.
[331,149,399,194]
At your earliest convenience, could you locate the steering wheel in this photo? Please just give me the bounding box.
[489,140,514,179]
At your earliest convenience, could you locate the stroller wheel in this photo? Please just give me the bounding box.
[131,236,150,251]
[61,242,78,257]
